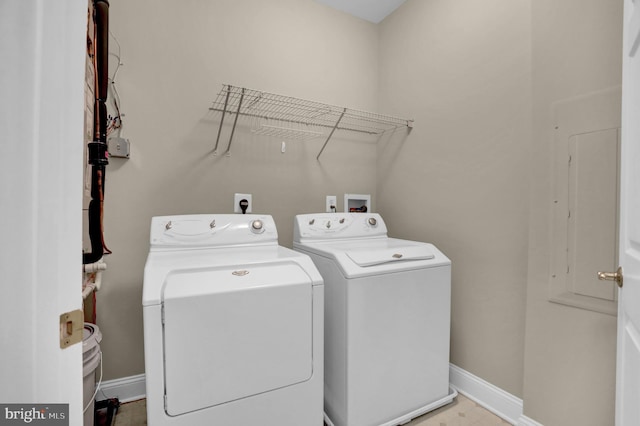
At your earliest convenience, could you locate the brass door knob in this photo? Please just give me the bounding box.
[597,266,623,288]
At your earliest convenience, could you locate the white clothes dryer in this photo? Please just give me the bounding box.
[143,214,324,425]
[293,213,456,426]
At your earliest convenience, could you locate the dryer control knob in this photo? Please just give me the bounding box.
[368,217,377,227]
[251,220,264,233]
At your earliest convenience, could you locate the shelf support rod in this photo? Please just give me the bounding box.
[224,87,245,157]
[213,86,231,155]
[317,108,346,160]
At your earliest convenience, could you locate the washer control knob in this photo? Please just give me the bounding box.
[326,221,331,229]
[368,217,377,227]
[251,220,264,232]
[309,219,315,225]
[339,218,345,224]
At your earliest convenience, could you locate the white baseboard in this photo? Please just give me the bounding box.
[97,366,544,425]
[97,373,146,403]
[517,415,544,426]
[450,363,543,425]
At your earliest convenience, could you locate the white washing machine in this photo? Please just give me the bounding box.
[293,213,456,426]
[143,214,324,425]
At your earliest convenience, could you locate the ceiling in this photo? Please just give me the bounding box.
[313,0,407,24]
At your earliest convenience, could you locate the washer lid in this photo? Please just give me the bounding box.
[295,238,450,278]
[346,245,435,267]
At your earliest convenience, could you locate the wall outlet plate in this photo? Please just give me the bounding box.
[326,195,337,212]
[234,193,252,213]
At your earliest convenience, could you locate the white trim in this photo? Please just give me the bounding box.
[97,373,146,403]
[97,367,546,425]
[449,364,524,425]
[324,388,457,426]
[517,414,545,426]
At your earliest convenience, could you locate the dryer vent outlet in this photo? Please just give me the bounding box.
[234,193,252,214]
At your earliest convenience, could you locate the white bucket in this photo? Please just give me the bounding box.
[83,323,102,426]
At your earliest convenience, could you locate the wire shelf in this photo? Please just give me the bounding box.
[251,124,324,140]
[209,84,413,159]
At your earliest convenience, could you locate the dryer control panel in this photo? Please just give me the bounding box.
[150,214,277,250]
[294,213,387,242]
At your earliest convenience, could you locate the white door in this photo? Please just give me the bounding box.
[0,0,85,424]
[614,0,640,424]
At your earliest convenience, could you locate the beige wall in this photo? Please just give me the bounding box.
[101,1,623,425]
[101,0,380,380]
[377,0,532,398]
[523,0,622,425]
[377,3,622,423]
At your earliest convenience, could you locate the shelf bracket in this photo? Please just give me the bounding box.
[213,86,231,155]
[224,87,245,157]
[317,107,346,160]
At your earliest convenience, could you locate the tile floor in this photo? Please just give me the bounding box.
[403,394,511,425]
[112,399,146,426]
[112,393,511,426]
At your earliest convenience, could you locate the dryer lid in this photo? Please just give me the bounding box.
[162,261,314,416]
[346,245,435,267]
[162,261,313,300]
[143,245,323,306]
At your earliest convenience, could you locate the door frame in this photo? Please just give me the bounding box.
[0,0,86,423]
